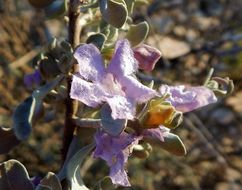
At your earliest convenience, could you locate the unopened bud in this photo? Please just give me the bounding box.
[133,44,161,71]
[132,143,152,159]
[39,56,61,80]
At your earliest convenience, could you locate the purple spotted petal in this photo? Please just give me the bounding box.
[105,96,136,120]
[119,76,157,103]
[143,126,170,142]
[133,44,161,71]
[159,85,217,113]
[93,130,140,187]
[70,75,105,107]
[24,70,42,89]
[74,44,106,81]
[107,39,138,77]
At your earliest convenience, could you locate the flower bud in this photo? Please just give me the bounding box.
[39,56,61,80]
[141,99,183,129]
[133,44,161,71]
[132,143,152,159]
[206,76,234,96]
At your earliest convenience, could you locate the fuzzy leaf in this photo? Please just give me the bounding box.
[36,172,62,190]
[160,133,186,156]
[13,96,36,140]
[32,75,64,102]
[0,159,34,190]
[101,104,127,136]
[86,33,107,50]
[100,0,128,28]
[67,143,95,190]
[44,0,68,19]
[0,127,20,154]
[126,21,149,46]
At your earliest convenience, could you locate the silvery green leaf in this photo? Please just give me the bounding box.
[32,75,64,102]
[100,104,127,136]
[86,33,107,50]
[0,159,34,190]
[160,133,186,156]
[44,0,68,19]
[35,172,62,190]
[124,0,135,14]
[126,21,149,46]
[99,0,128,28]
[13,96,36,140]
[67,143,95,190]
[0,126,20,154]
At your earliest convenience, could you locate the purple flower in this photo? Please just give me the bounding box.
[159,85,217,113]
[93,126,169,186]
[24,70,42,89]
[133,44,161,72]
[70,39,156,120]
[93,130,141,186]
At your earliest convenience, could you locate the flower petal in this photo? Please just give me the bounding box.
[143,126,170,142]
[160,85,217,113]
[119,76,156,103]
[74,44,106,81]
[105,95,136,120]
[133,44,161,71]
[70,75,105,107]
[107,39,138,77]
[24,70,42,89]
[109,153,130,187]
[93,131,140,187]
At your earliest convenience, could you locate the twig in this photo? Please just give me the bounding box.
[184,116,228,166]
[9,48,42,69]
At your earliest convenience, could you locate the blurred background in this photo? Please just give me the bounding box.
[0,0,241,189]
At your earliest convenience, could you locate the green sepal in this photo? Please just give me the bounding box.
[160,133,186,156]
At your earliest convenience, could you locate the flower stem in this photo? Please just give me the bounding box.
[61,0,81,162]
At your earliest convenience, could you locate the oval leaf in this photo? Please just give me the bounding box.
[100,0,128,28]
[44,0,68,19]
[32,75,64,102]
[13,96,36,140]
[0,126,20,154]
[100,104,127,136]
[126,21,149,46]
[0,159,34,190]
[86,33,107,50]
[160,133,186,156]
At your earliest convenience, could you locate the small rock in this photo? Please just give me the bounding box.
[215,182,241,190]
[210,108,235,125]
[147,35,191,59]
